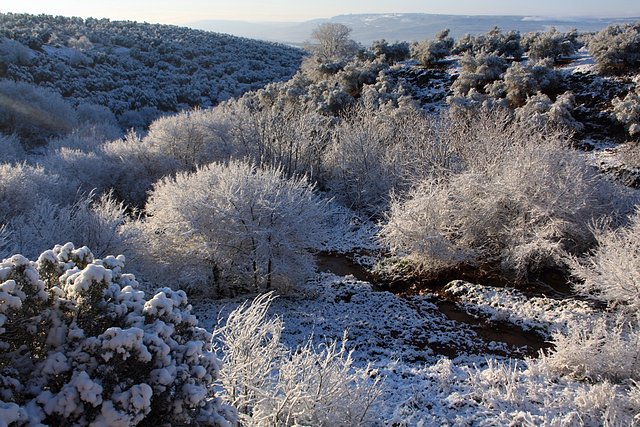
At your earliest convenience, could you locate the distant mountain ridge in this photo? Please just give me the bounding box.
[190,13,640,45]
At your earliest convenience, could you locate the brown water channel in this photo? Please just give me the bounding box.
[316,251,552,358]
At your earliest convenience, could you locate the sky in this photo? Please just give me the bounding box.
[2,0,639,24]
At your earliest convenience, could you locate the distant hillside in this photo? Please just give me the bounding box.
[190,13,640,45]
[0,13,304,125]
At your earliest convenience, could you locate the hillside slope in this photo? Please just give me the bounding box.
[0,13,304,126]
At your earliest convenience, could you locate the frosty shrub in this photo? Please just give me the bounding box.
[450,52,509,98]
[324,105,455,215]
[101,130,180,207]
[522,27,581,63]
[588,21,640,74]
[0,163,62,225]
[462,358,637,426]
[569,208,640,314]
[144,108,236,170]
[0,133,25,163]
[214,100,332,181]
[453,27,523,59]
[612,83,640,136]
[138,160,335,293]
[214,292,381,426]
[0,79,77,146]
[3,192,130,260]
[0,37,31,68]
[74,103,122,140]
[379,110,630,279]
[488,60,561,108]
[0,244,236,425]
[515,91,584,133]
[539,316,640,383]
[412,29,454,67]
[40,147,112,197]
[370,39,411,64]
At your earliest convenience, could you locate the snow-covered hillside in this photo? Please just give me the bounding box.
[0,13,303,127]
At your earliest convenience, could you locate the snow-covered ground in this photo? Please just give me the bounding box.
[191,215,632,425]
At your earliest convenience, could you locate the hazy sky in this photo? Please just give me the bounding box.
[2,0,639,23]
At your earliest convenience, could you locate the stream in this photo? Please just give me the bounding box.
[316,251,552,358]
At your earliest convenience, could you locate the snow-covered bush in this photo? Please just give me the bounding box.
[412,29,454,67]
[515,91,584,133]
[0,37,31,68]
[0,79,77,146]
[214,292,381,426]
[101,130,180,206]
[588,21,640,74]
[2,192,130,260]
[452,27,523,60]
[488,60,561,108]
[0,244,236,425]
[379,110,630,279]
[450,52,509,98]
[137,160,336,293]
[324,105,455,215]
[612,82,640,136]
[0,163,62,224]
[144,108,237,170]
[0,133,25,163]
[370,39,410,64]
[522,27,581,63]
[539,316,640,383]
[569,208,640,314]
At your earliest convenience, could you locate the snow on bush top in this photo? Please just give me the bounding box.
[0,243,236,426]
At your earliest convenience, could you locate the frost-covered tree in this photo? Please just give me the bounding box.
[0,244,236,425]
[323,105,455,215]
[100,130,180,207]
[588,21,640,74]
[143,108,237,170]
[137,160,336,293]
[308,23,359,62]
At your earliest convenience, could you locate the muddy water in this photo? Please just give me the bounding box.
[316,252,373,282]
[316,251,552,358]
[436,300,551,357]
